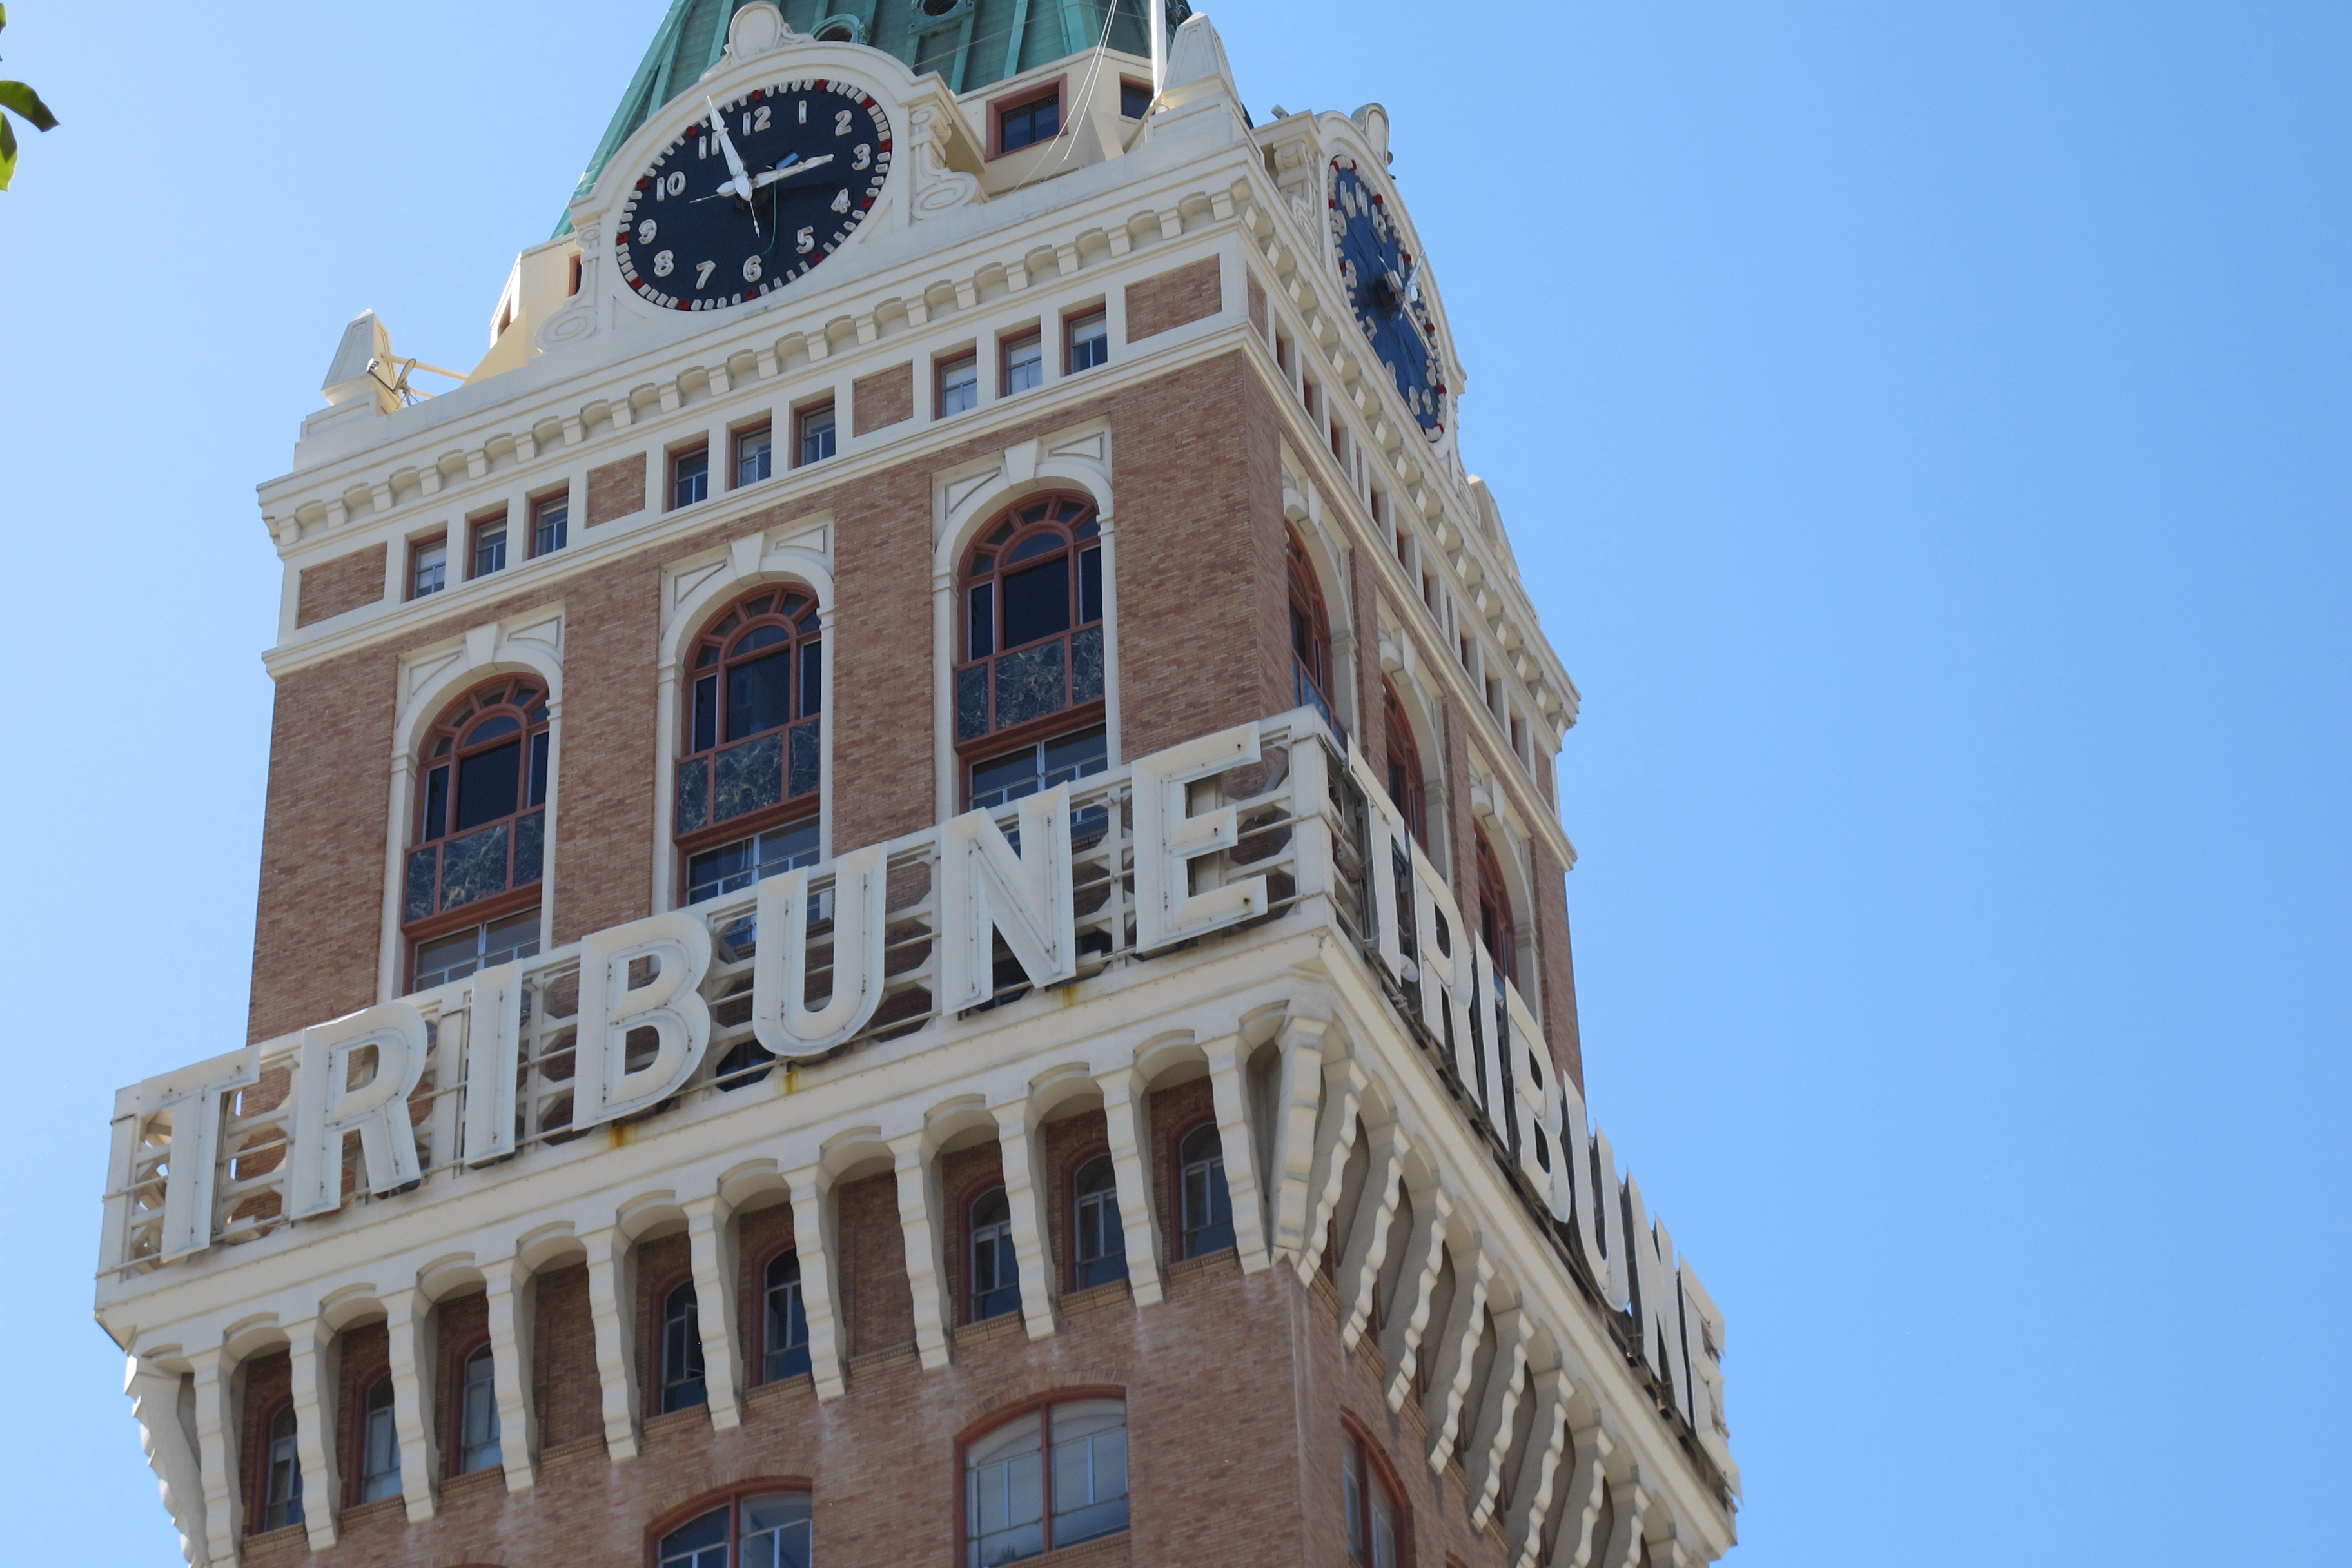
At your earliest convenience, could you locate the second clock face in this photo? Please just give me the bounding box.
[1329,155,1447,438]
[616,80,894,313]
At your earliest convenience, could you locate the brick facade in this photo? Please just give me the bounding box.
[1124,255,1222,342]
[851,361,913,435]
[586,454,646,527]
[297,544,386,628]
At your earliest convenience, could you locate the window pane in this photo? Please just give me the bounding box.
[727,649,795,740]
[1343,1435,1366,1563]
[1001,558,1070,647]
[742,1493,813,1568]
[1006,335,1043,393]
[527,730,550,807]
[1370,1477,1398,1568]
[766,1252,812,1382]
[756,819,821,877]
[1120,79,1150,118]
[423,764,449,842]
[413,543,446,598]
[674,449,709,507]
[1041,726,1108,789]
[456,740,522,831]
[967,583,995,659]
[970,745,1043,810]
[460,1345,502,1473]
[534,500,568,555]
[1182,1125,1235,1256]
[689,839,756,904]
[942,355,979,415]
[798,404,837,465]
[484,911,540,966]
[693,674,719,754]
[737,426,774,487]
[473,525,507,578]
[360,1380,401,1501]
[1078,545,1102,625]
[799,640,823,717]
[1051,1402,1130,1545]
[657,1506,730,1568]
[968,1413,1045,1567]
[1073,1157,1126,1288]
[663,1283,708,1413]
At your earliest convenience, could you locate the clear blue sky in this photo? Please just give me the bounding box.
[1,3,2340,1562]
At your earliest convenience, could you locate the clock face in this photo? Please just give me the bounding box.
[1329,155,1447,438]
[616,80,894,313]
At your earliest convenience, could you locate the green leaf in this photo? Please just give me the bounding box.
[0,112,16,193]
[0,79,55,132]
[1,5,10,37]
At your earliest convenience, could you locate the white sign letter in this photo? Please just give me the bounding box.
[288,1003,430,1220]
[1132,723,1266,953]
[574,912,714,1126]
[754,843,890,1056]
[938,786,1077,1011]
[137,1046,260,1259]
[460,962,524,1166]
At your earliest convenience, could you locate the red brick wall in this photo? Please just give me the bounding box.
[531,1262,600,1450]
[1531,838,1584,1095]
[1246,269,1268,342]
[433,1291,489,1475]
[852,362,912,435]
[837,1171,915,1360]
[237,1349,293,1538]
[586,454,645,527]
[1146,1077,1216,1252]
[1125,255,1222,341]
[297,544,386,627]
[331,1320,391,1505]
[1041,1109,1110,1296]
[637,1232,694,1417]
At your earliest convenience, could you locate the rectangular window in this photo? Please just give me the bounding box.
[1331,420,1347,463]
[939,353,979,417]
[970,725,1108,810]
[1275,332,1292,375]
[469,514,507,580]
[1511,713,1526,760]
[1302,374,1319,416]
[531,494,569,556]
[1066,310,1108,373]
[413,909,541,992]
[1460,634,1475,672]
[685,818,821,905]
[1422,573,1437,612]
[998,88,1061,153]
[734,424,773,488]
[411,538,447,599]
[1003,331,1044,395]
[671,446,709,509]
[796,400,837,466]
[1119,78,1151,119]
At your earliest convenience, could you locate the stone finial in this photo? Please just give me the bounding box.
[320,311,396,413]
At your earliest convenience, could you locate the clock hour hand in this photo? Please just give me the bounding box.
[748,154,834,190]
[704,96,763,237]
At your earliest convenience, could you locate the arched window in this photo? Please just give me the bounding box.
[1381,678,1427,847]
[405,678,550,991]
[656,1488,812,1568]
[260,1402,304,1531]
[763,1250,812,1383]
[965,1397,1128,1566]
[357,1373,401,1502]
[455,1343,501,1474]
[1340,1428,1404,1568]
[1288,525,1335,732]
[1178,1122,1235,1258]
[969,1185,1021,1322]
[1475,827,1518,986]
[676,586,825,904]
[956,495,1108,805]
[1071,1154,1126,1290]
[661,1280,707,1413]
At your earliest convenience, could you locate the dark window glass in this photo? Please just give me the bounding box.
[264,1404,305,1529]
[692,674,718,754]
[1079,546,1102,625]
[424,765,449,842]
[1120,79,1151,118]
[1073,1155,1126,1289]
[1001,558,1071,648]
[458,1344,502,1474]
[662,1282,707,1412]
[455,741,520,832]
[656,1506,729,1568]
[970,1185,1021,1321]
[726,649,795,741]
[736,426,774,487]
[359,1377,400,1501]
[533,498,568,556]
[1068,312,1108,372]
[527,732,550,807]
[967,583,995,658]
[1001,91,1061,152]
[473,522,507,578]
[467,715,520,745]
[765,1252,812,1382]
[800,641,823,717]
[1181,1124,1235,1257]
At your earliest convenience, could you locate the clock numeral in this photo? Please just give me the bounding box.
[696,135,710,161]
[830,187,850,213]
[637,219,658,245]
[798,98,808,124]
[652,250,675,277]
[653,170,685,200]
[851,143,871,171]
[836,109,853,136]
[795,226,815,254]
[694,259,718,290]
[742,255,764,282]
[745,104,772,134]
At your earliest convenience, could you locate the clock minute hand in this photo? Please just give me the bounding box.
[749,155,834,190]
[704,96,762,237]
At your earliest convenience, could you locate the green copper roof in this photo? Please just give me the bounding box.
[558,0,1186,235]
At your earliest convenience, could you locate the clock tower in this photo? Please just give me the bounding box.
[96,6,1739,1567]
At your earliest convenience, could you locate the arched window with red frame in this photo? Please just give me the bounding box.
[674,585,825,904]
[956,494,1107,804]
[405,678,549,992]
[1288,525,1336,732]
[1475,826,1518,986]
[1381,678,1427,847]
[963,1394,1130,1566]
[1340,1424,1407,1568]
[651,1482,812,1568]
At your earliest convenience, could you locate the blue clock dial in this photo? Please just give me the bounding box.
[616,80,893,313]
[1329,155,1447,437]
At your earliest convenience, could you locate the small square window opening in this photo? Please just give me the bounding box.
[999,89,1061,153]
[672,446,710,509]
[411,539,447,599]
[939,353,979,417]
[734,424,774,488]
[1120,79,1152,119]
[471,515,507,580]
[532,495,569,557]
[1003,331,1044,395]
[796,401,838,466]
[1066,310,1109,373]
